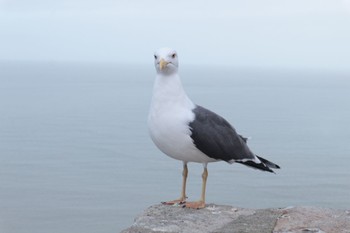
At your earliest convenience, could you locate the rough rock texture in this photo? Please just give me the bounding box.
[121,204,350,233]
[274,206,350,233]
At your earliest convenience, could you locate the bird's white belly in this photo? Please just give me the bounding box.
[148,109,216,163]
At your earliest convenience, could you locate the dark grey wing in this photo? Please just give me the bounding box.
[189,105,255,162]
[238,134,248,143]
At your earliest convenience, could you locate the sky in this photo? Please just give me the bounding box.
[1,0,350,71]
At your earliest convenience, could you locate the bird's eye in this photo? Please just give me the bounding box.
[154,55,157,59]
[171,53,176,58]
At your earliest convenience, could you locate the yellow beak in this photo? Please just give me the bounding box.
[159,59,168,70]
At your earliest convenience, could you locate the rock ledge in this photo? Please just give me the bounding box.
[121,204,350,233]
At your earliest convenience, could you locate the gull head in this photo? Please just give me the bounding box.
[154,47,179,75]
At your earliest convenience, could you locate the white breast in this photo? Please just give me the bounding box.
[148,73,217,163]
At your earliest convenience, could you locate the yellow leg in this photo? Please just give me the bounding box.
[200,167,208,203]
[162,163,188,205]
[180,163,188,200]
[186,166,208,209]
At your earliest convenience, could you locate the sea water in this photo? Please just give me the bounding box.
[0,62,349,233]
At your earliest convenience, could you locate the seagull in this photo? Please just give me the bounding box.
[148,47,280,209]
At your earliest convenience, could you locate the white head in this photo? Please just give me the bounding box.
[154,47,179,75]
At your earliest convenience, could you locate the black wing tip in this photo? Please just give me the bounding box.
[236,155,281,173]
[236,160,276,173]
[256,155,280,170]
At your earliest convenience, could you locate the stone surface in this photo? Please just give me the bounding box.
[274,206,350,233]
[121,204,350,233]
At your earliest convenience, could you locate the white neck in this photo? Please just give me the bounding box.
[150,73,194,110]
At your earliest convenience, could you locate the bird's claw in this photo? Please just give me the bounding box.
[182,201,206,209]
[161,198,187,206]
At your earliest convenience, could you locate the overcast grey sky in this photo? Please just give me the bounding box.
[1,0,350,71]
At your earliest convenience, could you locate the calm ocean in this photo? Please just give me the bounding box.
[0,62,349,233]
